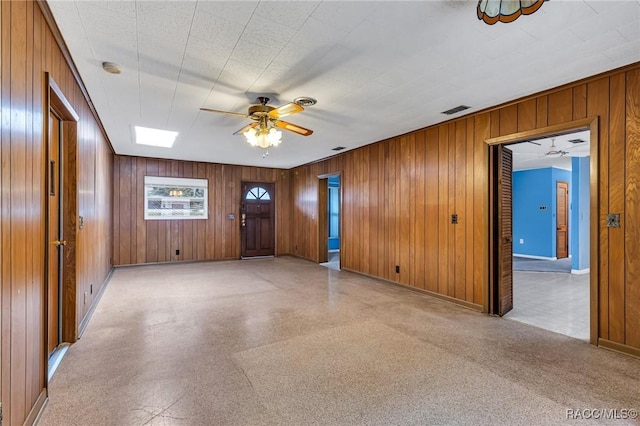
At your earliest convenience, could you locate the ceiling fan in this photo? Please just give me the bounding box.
[544,138,569,156]
[200,97,313,149]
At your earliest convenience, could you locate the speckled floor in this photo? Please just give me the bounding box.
[38,257,640,426]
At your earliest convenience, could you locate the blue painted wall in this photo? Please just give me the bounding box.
[571,157,590,270]
[513,167,571,258]
[328,176,340,250]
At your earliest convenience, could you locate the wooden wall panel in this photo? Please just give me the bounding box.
[1,1,114,424]
[112,156,291,265]
[289,63,640,352]
[625,68,640,348]
[587,77,611,340]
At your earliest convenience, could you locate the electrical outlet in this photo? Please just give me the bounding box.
[90,283,93,294]
[395,265,400,273]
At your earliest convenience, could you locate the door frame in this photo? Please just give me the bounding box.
[44,74,79,376]
[317,172,342,265]
[485,117,599,345]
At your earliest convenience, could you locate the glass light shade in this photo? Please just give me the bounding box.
[244,126,282,149]
[477,0,545,25]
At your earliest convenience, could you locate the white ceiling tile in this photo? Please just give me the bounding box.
[310,1,373,32]
[137,1,196,19]
[603,40,640,64]
[254,1,320,29]
[184,35,234,68]
[617,19,640,42]
[136,3,193,46]
[229,39,281,68]
[195,1,258,26]
[287,17,348,52]
[519,2,597,40]
[240,14,298,50]
[568,1,639,41]
[190,10,245,47]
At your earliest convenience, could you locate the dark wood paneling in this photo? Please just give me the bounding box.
[112,157,290,265]
[1,1,114,423]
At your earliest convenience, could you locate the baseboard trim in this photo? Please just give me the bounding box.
[25,389,47,426]
[571,268,590,275]
[341,267,483,312]
[598,338,640,359]
[78,267,114,338]
[513,254,557,260]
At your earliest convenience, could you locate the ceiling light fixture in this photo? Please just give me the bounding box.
[477,0,546,25]
[102,61,122,74]
[244,122,282,149]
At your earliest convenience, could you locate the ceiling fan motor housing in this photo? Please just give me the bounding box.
[248,104,274,118]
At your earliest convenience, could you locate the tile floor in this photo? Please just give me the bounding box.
[505,271,590,341]
[38,257,639,425]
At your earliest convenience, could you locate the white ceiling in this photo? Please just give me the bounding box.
[47,0,640,169]
[510,130,590,171]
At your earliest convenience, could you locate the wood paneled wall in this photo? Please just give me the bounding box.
[0,1,114,424]
[291,63,640,352]
[112,156,291,265]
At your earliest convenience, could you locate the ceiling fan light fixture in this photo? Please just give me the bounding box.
[244,126,282,149]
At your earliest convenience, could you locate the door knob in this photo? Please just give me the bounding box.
[52,240,67,246]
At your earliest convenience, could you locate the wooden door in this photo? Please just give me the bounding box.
[490,145,513,316]
[241,182,275,258]
[556,181,569,259]
[47,111,63,355]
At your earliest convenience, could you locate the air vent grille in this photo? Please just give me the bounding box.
[567,138,586,144]
[332,146,346,151]
[441,105,470,115]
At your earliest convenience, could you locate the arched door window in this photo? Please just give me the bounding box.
[245,186,271,200]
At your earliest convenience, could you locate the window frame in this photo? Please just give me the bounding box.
[144,176,208,220]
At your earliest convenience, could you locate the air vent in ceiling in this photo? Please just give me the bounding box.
[332,146,346,151]
[567,138,586,144]
[441,105,470,115]
[293,97,317,107]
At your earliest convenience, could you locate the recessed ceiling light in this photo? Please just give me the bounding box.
[134,126,178,148]
[102,61,122,74]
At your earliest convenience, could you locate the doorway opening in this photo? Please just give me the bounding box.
[240,182,276,258]
[487,118,598,344]
[46,74,79,379]
[318,174,341,270]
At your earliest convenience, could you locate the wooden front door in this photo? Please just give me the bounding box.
[556,181,569,259]
[490,145,513,316]
[241,182,275,258]
[48,111,63,355]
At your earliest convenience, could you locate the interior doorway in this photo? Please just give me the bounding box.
[240,182,276,258]
[487,119,597,344]
[318,174,341,270]
[46,74,80,379]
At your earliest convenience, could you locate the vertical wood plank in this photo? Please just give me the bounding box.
[548,87,573,125]
[414,131,426,290]
[425,128,439,293]
[438,126,449,294]
[625,68,640,348]
[465,118,475,303]
[499,105,518,136]
[573,84,587,120]
[454,121,466,300]
[474,113,491,307]
[587,77,610,339]
[609,73,626,343]
[517,99,537,132]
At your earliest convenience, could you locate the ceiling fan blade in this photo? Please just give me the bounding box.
[268,102,304,119]
[233,122,259,135]
[273,120,313,136]
[200,107,249,118]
